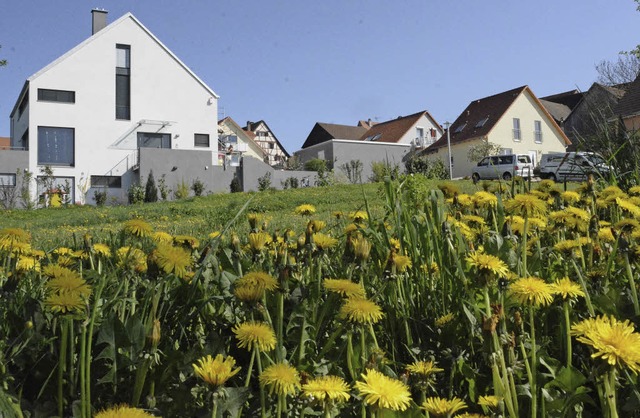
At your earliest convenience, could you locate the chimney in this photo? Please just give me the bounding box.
[92,9,108,35]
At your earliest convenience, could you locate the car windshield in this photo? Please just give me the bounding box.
[588,155,606,165]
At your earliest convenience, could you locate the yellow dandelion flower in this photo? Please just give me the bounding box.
[247,212,264,229]
[260,363,301,396]
[355,369,412,411]
[352,238,371,261]
[173,235,199,249]
[615,218,640,233]
[313,233,338,250]
[472,191,498,208]
[560,191,581,204]
[46,272,92,300]
[295,204,316,216]
[340,297,383,324]
[94,405,155,418]
[45,291,85,314]
[454,414,489,418]
[153,244,192,279]
[193,354,241,388]
[122,219,153,238]
[629,186,640,196]
[234,272,278,302]
[302,375,350,403]
[571,315,640,373]
[477,395,501,409]
[151,231,173,244]
[332,211,345,219]
[391,254,412,272]
[308,219,326,232]
[16,256,39,272]
[389,238,401,251]
[421,262,440,275]
[552,277,585,300]
[616,197,640,218]
[116,247,148,273]
[406,361,444,377]
[466,252,509,282]
[344,223,359,235]
[7,241,31,255]
[504,194,547,217]
[233,322,277,352]
[509,277,554,307]
[456,193,474,207]
[92,243,112,257]
[209,231,222,239]
[349,210,369,223]
[435,313,455,327]
[0,228,30,245]
[324,279,365,298]
[248,232,271,252]
[422,397,467,417]
[598,227,615,243]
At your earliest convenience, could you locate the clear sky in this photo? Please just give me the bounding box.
[1,1,639,153]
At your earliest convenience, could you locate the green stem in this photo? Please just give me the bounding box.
[256,350,266,418]
[244,348,256,387]
[276,291,284,362]
[346,332,356,381]
[522,216,529,276]
[79,323,87,418]
[571,259,595,316]
[58,317,70,418]
[623,253,640,316]
[563,301,572,369]
[212,391,219,418]
[276,393,283,418]
[529,307,537,418]
[603,369,618,418]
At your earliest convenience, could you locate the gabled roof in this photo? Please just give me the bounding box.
[539,99,571,124]
[301,122,368,148]
[10,12,218,118]
[614,74,640,118]
[540,89,584,110]
[358,110,439,143]
[425,85,571,152]
[218,116,266,157]
[243,120,290,157]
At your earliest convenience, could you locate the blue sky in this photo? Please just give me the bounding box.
[1,1,639,153]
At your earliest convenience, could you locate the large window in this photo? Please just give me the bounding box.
[116,44,131,120]
[38,126,74,166]
[91,175,122,188]
[534,120,543,143]
[512,118,521,141]
[137,132,171,148]
[38,89,75,103]
[194,133,210,147]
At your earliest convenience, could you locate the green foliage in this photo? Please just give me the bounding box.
[405,156,448,179]
[304,158,329,173]
[157,174,170,201]
[144,171,158,203]
[257,172,272,191]
[19,169,34,209]
[230,176,242,193]
[93,189,108,206]
[282,177,299,189]
[191,178,205,197]
[128,183,145,204]
[173,180,190,200]
[467,141,503,163]
[369,160,400,182]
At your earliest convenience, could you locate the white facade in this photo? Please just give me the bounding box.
[245,121,289,167]
[8,12,219,204]
[218,118,266,166]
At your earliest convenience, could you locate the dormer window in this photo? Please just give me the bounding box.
[475,117,489,128]
[364,133,382,141]
[454,123,466,133]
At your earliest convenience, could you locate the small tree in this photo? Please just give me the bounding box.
[158,174,170,201]
[257,172,272,191]
[467,141,503,163]
[340,160,363,184]
[144,170,158,202]
[191,178,205,196]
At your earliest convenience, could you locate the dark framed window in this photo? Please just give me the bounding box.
[137,132,171,149]
[0,173,16,187]
[37,126,74,166]
[91,175,122,188]
[194,133,210,147]
[18,92,29,117]
[116,44,131,120]
[38,89,75,103]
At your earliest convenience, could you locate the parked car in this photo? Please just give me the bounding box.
[471,154,534,182]
[537,152,612,182]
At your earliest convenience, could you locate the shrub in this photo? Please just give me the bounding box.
[230,176,242,193]
[258,172,272,191]
[158,174,170,201]
[128,184,145,204]
[191,178,205,196]
[405,156,448,179]
[173,180,190,200]
[340,160,363,184]
[370,161,399,182]
[93,189,108,206]
[282,177,299,189]
[304,158,329,173]
[144,171,158,203]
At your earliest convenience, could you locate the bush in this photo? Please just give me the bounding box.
[93,189,108,206]
[128,184,145,204]
[158,174,170,201]
[304,158,329,173]
[282,177,299,189]
[230,176,242,193]
[370,161,400,182]
[191,178,205,196]
[258,172,272,191]
[144,171,158,203]
[405,156,448,179]
[340,160,363,184]
[173,180,190,200]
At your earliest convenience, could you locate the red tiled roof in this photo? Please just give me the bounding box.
[359,111,431,143]
[614,74,640,118]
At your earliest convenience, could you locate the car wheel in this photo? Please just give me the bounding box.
[472,173,480,184]
[502,172,512,181]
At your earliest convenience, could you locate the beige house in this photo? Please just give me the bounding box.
[422,85,570,178]
[218,117,267,167]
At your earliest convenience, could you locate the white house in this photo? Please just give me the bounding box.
[218,117,267,167]
[7,10,220,205]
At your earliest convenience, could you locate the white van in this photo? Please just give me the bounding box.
[538,152,612,182]
[471,154,534,182]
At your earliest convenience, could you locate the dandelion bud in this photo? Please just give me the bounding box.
[148,319,161,346]
[25,320,34,330]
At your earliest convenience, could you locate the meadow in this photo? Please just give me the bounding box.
[1,176,639,418]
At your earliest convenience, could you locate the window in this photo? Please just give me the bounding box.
[454,123,466,133]
[137,132,171,148]
[194,133,210,147]
[91,175,122,188]
[0,173,16,187]
[512,118,521,141]
[38,89,75,103]
[257,131,268,138]
[534,120,542,143]
[38,126,74,166]
[18,129,29,150]
[475,117,489,128]
[416,127,424,139]
[116,44,131,120]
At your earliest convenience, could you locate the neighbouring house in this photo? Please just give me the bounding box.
[613,73,640,132]
[296,111,443,181]
[218,117,267,168]
[543,83,627,147]
[422,86,570,178]
[243,120,290,168]
[0,137,9,150]
[5,9,226,206]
